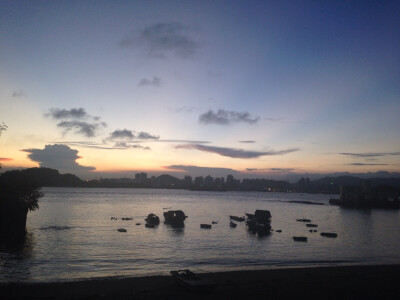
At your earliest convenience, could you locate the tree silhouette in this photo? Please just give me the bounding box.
[0,169,43,239]
[0,122,7,136]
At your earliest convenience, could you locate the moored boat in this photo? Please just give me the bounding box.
[321,232,338,238]
[200,224,212,229]
[293,236,307,242]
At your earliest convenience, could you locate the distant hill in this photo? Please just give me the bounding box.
[0,168,83,188]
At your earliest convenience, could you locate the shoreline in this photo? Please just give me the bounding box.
[2,264,399,299]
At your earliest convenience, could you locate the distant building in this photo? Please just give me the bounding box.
[194,176,204,186]
[135,172,148,184]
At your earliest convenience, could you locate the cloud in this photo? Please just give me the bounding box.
[21,144,95,174]
[246,168,295,172]
[113,142,150,150]
[121,22,199,58]
[109,129,135,140]
[340,152,400,158]
[0,158,13,161]
[106,129,159,142]
[137,131,159,140]
[12,89,26,98]
[199,109,259,125]
[138,76,162,87]
[46,108,107,138]
[347,163,388,166]
[47,108,88,120]
[57,121,105,138]
[175,144,299,159]
[239,140,256,143]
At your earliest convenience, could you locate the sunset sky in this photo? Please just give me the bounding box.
[1,1,399,180]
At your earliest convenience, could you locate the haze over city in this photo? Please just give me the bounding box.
[1,1,399,181]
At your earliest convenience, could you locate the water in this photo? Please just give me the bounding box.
[1,187,399,282]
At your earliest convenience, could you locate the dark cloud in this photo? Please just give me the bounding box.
[46,108,107,138]
[137,131,159,140]
[199,109,259,125]
[21,144,95,174]
[57,121,105,138]
[47,108,88,120]
[12,89,26,98]
[109,129,135,140]
[106,129,159,142]
[347,163,388,166]
[175,144,299,159]
[340,152,400,158]
[239,141,256,143]
[121,22,199,58]
[138,76,162,87]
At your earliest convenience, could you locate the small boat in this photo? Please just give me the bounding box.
[212,221,218,224]
[296,218,311,222]
[145,223,155,228]
[306,224,318,227]
[276,229,282,233]
[321,232,338,238]
[135,223,141,225]
[293,236,307,242]
[229,221,237,228]
[200,224,212,229]
[170,269,216,291]
[121,217,133,221]
[117,228,127,232]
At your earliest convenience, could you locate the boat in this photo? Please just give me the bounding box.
[145,213,160,225]
[117,228,127,232]
[293,236,307,242]
[200,224,212,229]
[296,218,311,222]
[163,210,187,227]
[306,223,318,227]
[170,269,216,291]
[321,232,338,238]
[229,221,237,228]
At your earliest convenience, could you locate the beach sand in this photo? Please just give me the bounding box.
[1,264,400,299]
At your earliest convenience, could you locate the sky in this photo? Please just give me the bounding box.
[1,0,399,181]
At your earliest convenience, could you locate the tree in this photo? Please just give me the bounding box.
[0,169,43,239]
[0,122,7,136]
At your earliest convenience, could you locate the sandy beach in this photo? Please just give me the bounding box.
[1,264,399,299]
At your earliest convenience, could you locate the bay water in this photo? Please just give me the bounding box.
[1,187,399,282]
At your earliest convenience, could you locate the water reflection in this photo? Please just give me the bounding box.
[0,230,35,281]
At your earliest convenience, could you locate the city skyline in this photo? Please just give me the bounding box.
[1,1,399,180]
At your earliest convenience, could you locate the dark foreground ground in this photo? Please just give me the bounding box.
[1,265,400,299]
